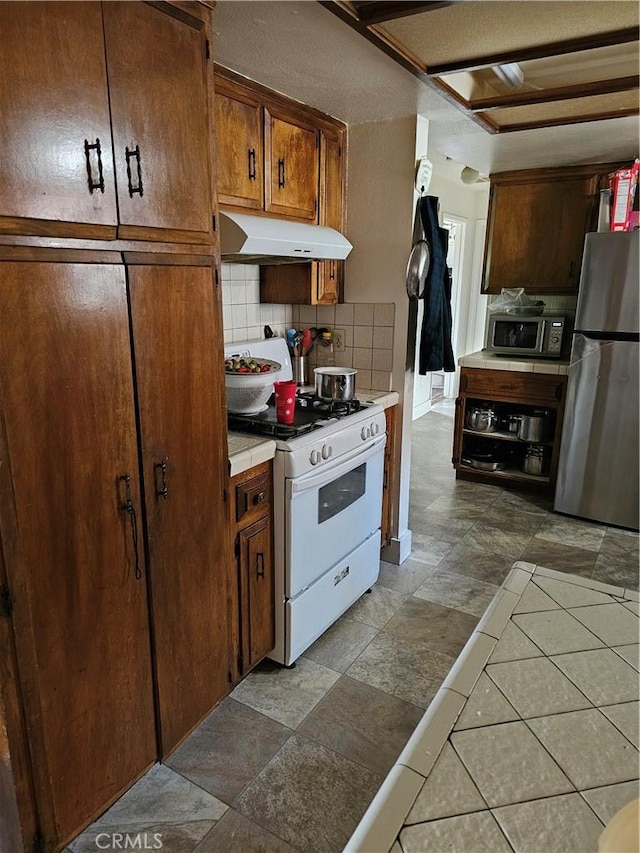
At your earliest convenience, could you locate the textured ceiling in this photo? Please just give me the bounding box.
[379,1,638,67]
[212,1,639,174]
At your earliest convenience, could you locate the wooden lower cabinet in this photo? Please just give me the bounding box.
[380,406,397,548]
[0,258,230,851]
[229,462,275,681]
[453,367,567,490]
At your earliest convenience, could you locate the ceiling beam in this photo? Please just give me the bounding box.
[426,28,639,76]
[469,76,640,111]
[489,107,640,134]
[354,1,458,25]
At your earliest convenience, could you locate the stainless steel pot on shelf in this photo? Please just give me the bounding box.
[466,405,499,433]
[522,444,546,475]
[515,414,552,443]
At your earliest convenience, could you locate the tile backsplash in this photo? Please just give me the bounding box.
[221,263,294,343]
[291,302,395,392]
[221,263,395,392]
[488,294,578,314]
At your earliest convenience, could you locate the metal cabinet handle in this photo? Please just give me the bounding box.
[248,148,257,181]
[277,158,285,189]
[256,551,265,579]
[329,261,336,281]
[252,491,265,505]
[154,460,168,500]
[568,261,574,279]
[119,474,142,580]
[125,145,144,197]
[84,138,105,194]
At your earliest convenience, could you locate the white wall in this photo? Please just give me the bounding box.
[345,114,426,564]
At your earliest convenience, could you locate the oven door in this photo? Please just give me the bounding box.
[285,434,385,598]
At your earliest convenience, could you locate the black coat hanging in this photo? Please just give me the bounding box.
[417,195,455,374]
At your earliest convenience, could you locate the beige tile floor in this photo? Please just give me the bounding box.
[68,404,639,853]
[350,564,639,853]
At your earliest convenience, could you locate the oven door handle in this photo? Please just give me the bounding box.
[289,434,386,494]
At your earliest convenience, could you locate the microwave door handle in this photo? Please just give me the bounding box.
[289,434,386,494]
[538,319,547,350]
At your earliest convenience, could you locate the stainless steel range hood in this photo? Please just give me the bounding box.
[219,211,352,264]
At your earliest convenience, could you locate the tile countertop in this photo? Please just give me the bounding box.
[459,351,570,375]
[227,391,399,478]
[227,433,277,478]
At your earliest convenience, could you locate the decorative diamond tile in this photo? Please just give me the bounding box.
[568,603,639,647]
[493,793,604,853]
[512,584,560,614]
[453,672,519,731]
[513,610,604,655]
[405,743,486,823]
[550,649,639,706]
[400,810,512,853]
[486,657,592,718]
[488,621,544,664]
[533,575,615,609]
[527,709,639,790]
[451,722,573,808]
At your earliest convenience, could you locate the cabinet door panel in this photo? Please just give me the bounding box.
[103,2,212,243]
[266,112,319,221]
[215,90,264,209]
[239,517,274,671]
[0,263,155,844]
[128,265,229,755]
[0,3,117,238]
[483,178,595,294]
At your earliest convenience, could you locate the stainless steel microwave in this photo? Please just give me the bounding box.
[485,314,566,358]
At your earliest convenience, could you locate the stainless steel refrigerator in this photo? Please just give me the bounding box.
[555,231,639,530]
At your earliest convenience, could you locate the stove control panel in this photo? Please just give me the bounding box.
[285,405,386,478]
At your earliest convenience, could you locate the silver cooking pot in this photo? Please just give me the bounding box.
[515,414,552,443]
[466,406,499,433]
[314,367,357,401]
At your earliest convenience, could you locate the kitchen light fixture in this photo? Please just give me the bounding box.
[460,166,481,185]
[492,61,525,89]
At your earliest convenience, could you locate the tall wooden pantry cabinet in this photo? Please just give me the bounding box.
[0,3,230,851]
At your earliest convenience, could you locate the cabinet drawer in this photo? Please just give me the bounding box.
[235,468,271,525]
[460,368,566,405]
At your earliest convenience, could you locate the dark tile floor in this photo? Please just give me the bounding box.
[69,403,639,853]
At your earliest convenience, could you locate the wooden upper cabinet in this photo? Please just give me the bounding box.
[0,2,212,244]
[481,163,627,296]
[214,87,264,210]
[103,2,213,243]
[0,3,118,239]
[316,128,346,304]
[265,110,319,221]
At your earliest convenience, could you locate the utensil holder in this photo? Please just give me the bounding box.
[292,356,308,387]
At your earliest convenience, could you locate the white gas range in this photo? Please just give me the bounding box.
[225,337,386,665]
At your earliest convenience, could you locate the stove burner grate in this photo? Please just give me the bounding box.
[296,393,361,417]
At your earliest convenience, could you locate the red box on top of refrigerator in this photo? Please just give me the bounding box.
[610,160,639,232]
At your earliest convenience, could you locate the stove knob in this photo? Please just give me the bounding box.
[310,449,321,466]
[371,421,380,436]
[321,444,332,460]
[361,425,371,440]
